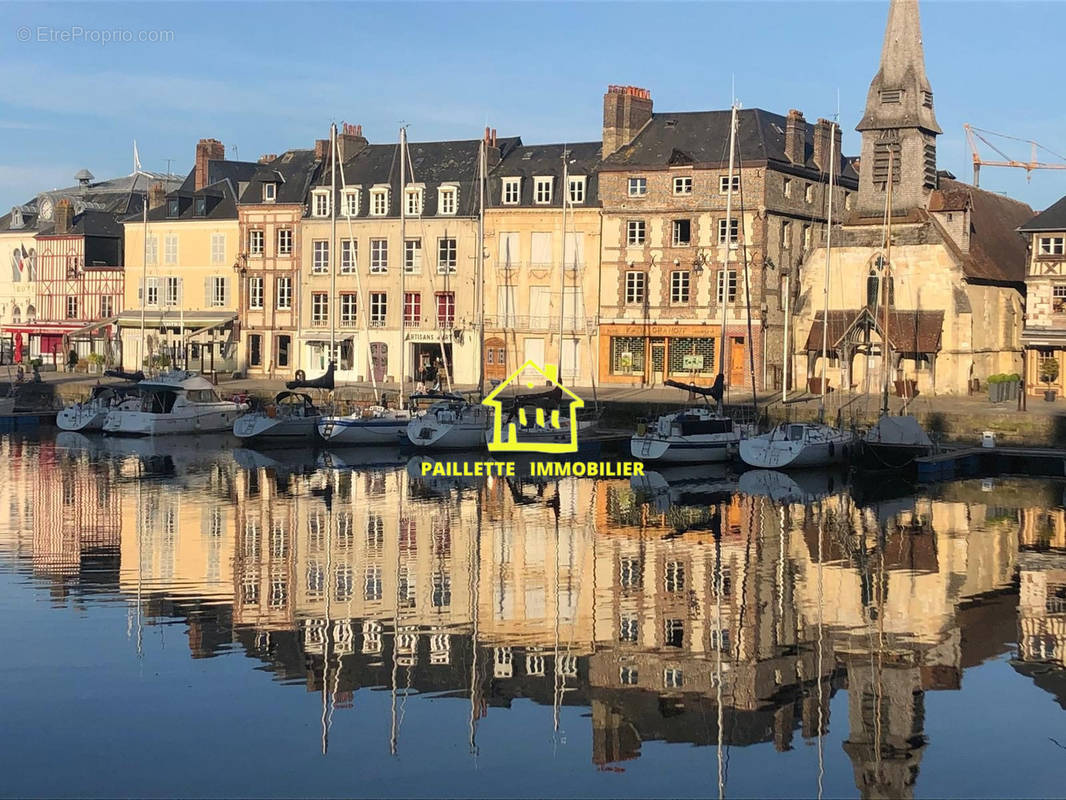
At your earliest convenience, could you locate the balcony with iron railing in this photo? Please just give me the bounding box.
[483,314,599,333]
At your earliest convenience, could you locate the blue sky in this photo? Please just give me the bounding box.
[1,1,1064,212]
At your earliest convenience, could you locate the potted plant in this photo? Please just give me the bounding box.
[86,353,105,374]
[1040,358,1059,402]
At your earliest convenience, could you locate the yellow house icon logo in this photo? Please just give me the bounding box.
[482,361,584,453]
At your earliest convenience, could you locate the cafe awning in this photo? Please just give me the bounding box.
[116,310,237,332]
[64,317,119,338]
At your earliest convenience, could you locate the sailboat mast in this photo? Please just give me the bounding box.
[400,126,407,408]
[818,122,837,422]
[881,149,894,416]
[477,138,486,396]
[140,182,148,372]
[720,104,738,393]
[329,122,338,365]
[558,148,569,378]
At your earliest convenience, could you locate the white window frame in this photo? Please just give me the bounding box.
[370,186,389,217]
[673,176,692,195]
[718,218,739,245]
[312,240,330,274]
[311,292,329,326]
[672,219,691,247]
[66,295,78,319]
[210,276,227,308]
[534,176,553,205]
[249,276,264,310]
[164,276,180,307]
[312,189,331,218]
[404,186,423,217]
[370,239,388,274]
[248,229,264,256]
[670,270,690,304]
[404,238,422,274]
[719,174,740,195]
[437,237,457,275]
[369,292,387,327]
[502,177,520,205]
[1039,236,1066,256]
[263,183,276,203]
[438,185,458,216]
[568,175,586,204]
[625,271,646,305]
[145,277,159,307]
[339,293,357,327]
[716,269,738,305]
[276,276,292,310]
[627,219,646,246]
[210,233,225,265]
[628,176,647,197]
[340,239,357,274]
[277,228,292,256]
[342,188,359,217]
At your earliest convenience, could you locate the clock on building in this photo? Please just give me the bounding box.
[38,197,54,221]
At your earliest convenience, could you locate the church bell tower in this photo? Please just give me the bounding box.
[855,0,942,217]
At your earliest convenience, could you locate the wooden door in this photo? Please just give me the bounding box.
[650,339,666,384]
[370,342,388,384]
[730,337,746,385]
[485,336,506,381]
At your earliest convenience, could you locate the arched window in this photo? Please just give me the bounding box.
[26,304,35,320]
[11,306,20,324]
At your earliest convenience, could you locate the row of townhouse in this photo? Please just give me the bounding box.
[2,0,1055,395]
[0,85,854,392]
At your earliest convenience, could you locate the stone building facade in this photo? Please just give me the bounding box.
[1019,195,1066,395]
[596,85,857,394]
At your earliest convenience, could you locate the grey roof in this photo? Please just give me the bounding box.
[315,137,521,218]
[600,108,859,183]
[0,171,182,234]
[487,141,601,209]
[1019,195,1066,233]
[239,149,320,206]
[134,158,260,223]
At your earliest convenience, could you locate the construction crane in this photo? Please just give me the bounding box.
[964,124,1066,187]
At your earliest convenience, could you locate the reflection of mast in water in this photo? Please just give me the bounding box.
[390,468,402,756]
[321,479,334,756]
[714,499,724,800]
[816,498,825,800]
[469,477,483,757]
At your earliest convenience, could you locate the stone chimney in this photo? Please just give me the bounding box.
[258,153,277,165]
[54,199,73,234]
[785,110,806,165]
[148,182,167,210]
[336,122,369,161]
[195,138,225,191]
[483,126,504,166]
[813,119,845,174]
[314,139,330,160]
[602,85,653,159]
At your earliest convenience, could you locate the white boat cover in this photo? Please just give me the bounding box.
[864,415,932,447]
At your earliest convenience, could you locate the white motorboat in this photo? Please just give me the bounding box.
[739,422,857,469]
[737,468,847,504]
[234,391,324,442]
[318,406,412,446]
[57,384,140,432]
[103,371,247,435]
[407,395,491,450]
[484,384,597,449]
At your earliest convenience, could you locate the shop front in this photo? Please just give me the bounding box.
[598,323,724,387]
[117,311,237,374]
[1024,329,1066,399]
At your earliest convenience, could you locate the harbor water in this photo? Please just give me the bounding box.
[1,432,1065,798]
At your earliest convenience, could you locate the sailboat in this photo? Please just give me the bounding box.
[632,104,750,464]
[406,136,492,450]
[318,124,414,446]
[740,118,857,469]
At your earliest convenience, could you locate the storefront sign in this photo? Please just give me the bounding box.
[406,330,453,342]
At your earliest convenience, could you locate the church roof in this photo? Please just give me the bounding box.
[806,308,944,354]
[1018,195,1066,233]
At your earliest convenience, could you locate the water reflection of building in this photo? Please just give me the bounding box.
[7,442,1056,793]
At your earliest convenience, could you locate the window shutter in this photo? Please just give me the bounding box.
[177,278,184,307]
[223,277,231,308]
[204,277,212,307]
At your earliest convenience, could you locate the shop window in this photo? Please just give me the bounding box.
[611,336,645,374]
[667,337,716,375]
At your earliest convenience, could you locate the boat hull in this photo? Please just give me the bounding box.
[739,427,857,470]
[318,414,411,446]
[234,413,322,442]
[57,406,108,432]
[104,405,244,435]
[630,434,737,463]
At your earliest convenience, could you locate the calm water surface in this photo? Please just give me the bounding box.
[2,432,1065,798]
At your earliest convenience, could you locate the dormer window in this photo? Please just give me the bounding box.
[534,176,553,205]
[438,185,458,216]
[370,186,389,217]
[263,183,276,203]
[405,186,424,217]
[312,189,331,218]
[10,208,22,228]
[195,196,207,216]
[880,89,902,104]
[167,198,180,218]
[502,177,520,205]
[342,188,359,217]
[568,176,586,204]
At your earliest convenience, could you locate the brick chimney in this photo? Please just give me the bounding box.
[54,199,73,234]
[785,110,805,165]
[813,119,833,172]
[337,122,369,161]
[602,85,653,159]
[195,138,225,191]
[258,153,277,165]
[483,126,504,166]
[314,139,330,160]
[148,182,167,210]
